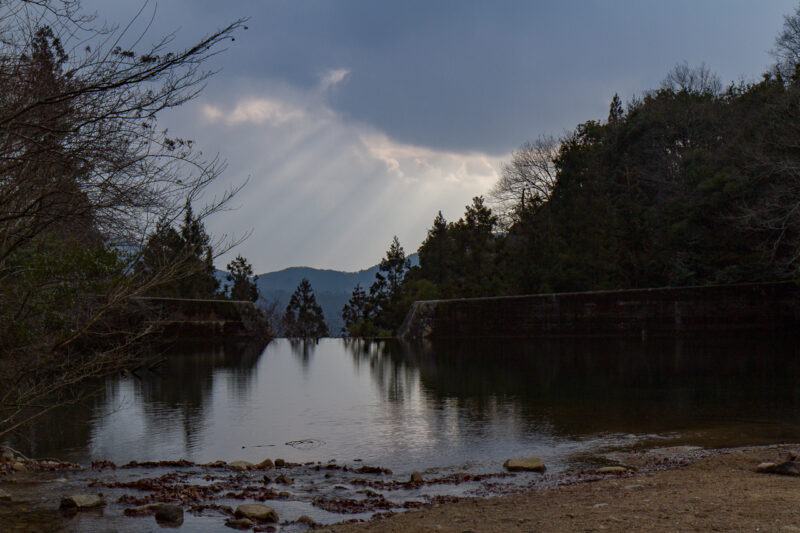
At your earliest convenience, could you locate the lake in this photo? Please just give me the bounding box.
[10,336,800,471]
[4,336,800,530]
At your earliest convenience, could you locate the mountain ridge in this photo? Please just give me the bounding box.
[250,254,418,335]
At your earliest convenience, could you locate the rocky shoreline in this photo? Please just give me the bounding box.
[2,444,799,532]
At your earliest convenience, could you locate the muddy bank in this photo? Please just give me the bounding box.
[2,444,799,532]
[320,444,800,533]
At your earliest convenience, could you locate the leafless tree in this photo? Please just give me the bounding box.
[773,3,800,80]
[490,134,560,224]
[661,62,721,96]
[0,0,246,438]
[733,87,800,276]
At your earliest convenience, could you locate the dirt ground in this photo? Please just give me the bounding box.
[322,445,800,533]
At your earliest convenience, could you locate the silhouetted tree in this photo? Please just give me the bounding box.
[0,0,245,438]
[283,278,328,339]
[490,135,560,223]
[226,255,258,302]
[341,284,372,336]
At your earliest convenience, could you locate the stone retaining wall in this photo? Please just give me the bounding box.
[133,297,270,342]
[398,282,800,340]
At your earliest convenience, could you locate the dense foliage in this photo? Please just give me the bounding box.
[0,0,246,437]
[346,5,800,337]
[226,255,260,302]
[341,236,416,337]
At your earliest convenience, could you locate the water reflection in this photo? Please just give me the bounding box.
[288,338,319,371]
[5,337,800,472]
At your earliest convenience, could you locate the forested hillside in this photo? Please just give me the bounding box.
[343,6,800,336]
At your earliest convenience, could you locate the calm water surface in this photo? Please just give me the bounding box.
[10,336,800,472]
[5,337,800,531]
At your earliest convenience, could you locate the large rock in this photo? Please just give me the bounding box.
[234,503,278,523]
[60,494,106,509]
[503,457,546,473]
[228,460,254,471]
[756,461,800,476]
[154,504,184,526]
[409,471,423,483]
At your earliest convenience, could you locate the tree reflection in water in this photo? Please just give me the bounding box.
[5,337,800,468]
[2,341,266,460]
[289,338,318,371]
[345,337,800,445]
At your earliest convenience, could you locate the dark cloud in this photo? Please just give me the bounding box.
[76,0,800,272]
[86,0,796,154]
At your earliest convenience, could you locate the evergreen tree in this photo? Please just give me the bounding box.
[341,284,372,336]
[226,255,259,302]
[607,93,624,124]
[369,236,410,332]
[138,203,220,298]
[283,278,329,338]
[416,211,453,291]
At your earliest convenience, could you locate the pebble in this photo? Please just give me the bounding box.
[225,517,254,530]
[756,462,777,473]
[275,473,293,484]
[597,466,628,474]
[410,471,423,482]
[297,514,317,526]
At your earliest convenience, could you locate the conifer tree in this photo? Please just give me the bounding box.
[226,255,259,302]
[341,284,372,336]
[283,278,328,338]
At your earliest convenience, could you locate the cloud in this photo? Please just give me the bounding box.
[357,131,500,188]
[320,68,350,90]
[202,97,305,126]
[178,80,506,272]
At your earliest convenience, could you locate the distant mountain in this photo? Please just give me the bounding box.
[256,265,380,293]
[250,254,418,336]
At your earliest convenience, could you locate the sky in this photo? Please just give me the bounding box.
[86,0,798,274]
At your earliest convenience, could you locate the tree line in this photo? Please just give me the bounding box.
[342,4,800,337]
[0,0,255,438]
